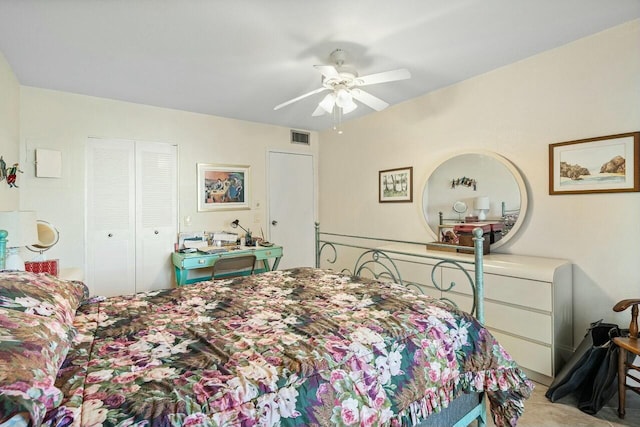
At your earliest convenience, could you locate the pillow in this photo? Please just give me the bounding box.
[0,271,88,326]
[0,308,71,425]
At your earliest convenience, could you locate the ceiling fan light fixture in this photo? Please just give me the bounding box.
[318,93,336,114]
[334,88,357,114]
[335,88,351,107]
[340,98,358,114]
[274,49,411,127]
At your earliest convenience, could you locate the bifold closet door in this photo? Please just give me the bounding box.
[86,138,177,297]
[135,141,177,293]
[86,138,136,296]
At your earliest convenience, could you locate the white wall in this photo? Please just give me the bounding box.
[0,51,20,209]
[318,20,640,345]
[18,88,318,272]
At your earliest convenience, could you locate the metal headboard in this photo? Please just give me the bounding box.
[315,223,485,324]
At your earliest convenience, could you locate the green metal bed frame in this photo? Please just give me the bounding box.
[0,226,487,426]
[314,222,487,427]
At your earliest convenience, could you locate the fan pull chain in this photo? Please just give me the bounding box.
[333,105,344,134]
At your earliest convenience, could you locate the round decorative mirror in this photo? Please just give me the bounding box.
[421,150,528,249]
[452,201,468,215]
[27,220,59,258]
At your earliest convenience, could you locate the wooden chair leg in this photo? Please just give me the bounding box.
[618,346,627,419]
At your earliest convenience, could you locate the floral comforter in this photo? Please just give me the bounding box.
[40,268,532,427]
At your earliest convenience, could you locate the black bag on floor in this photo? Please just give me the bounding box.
[576,326,621,414]
[545,320,620,410]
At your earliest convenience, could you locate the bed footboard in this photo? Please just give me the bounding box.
[315,223,488,427]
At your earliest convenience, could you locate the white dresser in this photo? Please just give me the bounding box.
[377,243,572,386]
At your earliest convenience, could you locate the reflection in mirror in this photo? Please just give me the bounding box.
[422,151,527,249]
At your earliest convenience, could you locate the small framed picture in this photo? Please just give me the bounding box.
[437,224,458,244]
[197,163,250,211]
[379,166,413,203]
[549,132,639,195]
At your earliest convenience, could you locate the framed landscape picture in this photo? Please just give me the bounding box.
[549,132,639,195]
[379,166,413,203]
[197,163,250,211]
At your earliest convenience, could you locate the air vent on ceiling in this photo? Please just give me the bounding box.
[290,130,310,145]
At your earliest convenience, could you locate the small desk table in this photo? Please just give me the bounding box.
[171,245,283,286]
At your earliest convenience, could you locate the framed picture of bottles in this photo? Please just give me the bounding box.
[379,166,413,203]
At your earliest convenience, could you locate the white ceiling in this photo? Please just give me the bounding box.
[1,0,639,132]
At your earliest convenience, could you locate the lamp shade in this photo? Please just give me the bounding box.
[474,197,490,210]
[318,93,336,114]
[335,88,357,114]
[0,211,38,247]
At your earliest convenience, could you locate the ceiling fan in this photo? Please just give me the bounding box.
[274,49,411,117]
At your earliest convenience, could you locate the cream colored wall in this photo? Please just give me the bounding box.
[318,20,640,344]
[18,88,318,271]
[0,51,20,209]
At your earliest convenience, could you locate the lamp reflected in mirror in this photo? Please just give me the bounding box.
[474,197,490,220]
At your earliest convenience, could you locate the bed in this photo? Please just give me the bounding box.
[0,227,533,427]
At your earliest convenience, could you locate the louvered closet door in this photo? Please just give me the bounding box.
[86,138,136,296]
[135,142,177,293]
[86,138,177,296]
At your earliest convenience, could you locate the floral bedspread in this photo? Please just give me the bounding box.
[43,268,533,427]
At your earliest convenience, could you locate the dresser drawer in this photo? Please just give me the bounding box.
[443,267,552,312]
[257,246,283,259]
[448,293,552,344]
[490,330,553,378]
[181,257,216,269]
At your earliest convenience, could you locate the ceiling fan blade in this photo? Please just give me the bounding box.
[351,89,389,111]
[313,65,340,80]
[274,87,328,110]
[355,68,411,86]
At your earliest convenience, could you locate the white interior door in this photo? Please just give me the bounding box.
[135,142,177,293]
[268,151,315,269]
[86,139,136,296]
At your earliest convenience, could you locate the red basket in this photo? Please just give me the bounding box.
[24,259,59,277]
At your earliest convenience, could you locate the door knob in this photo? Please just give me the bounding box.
[107,233,113,237]
[272,220,278,226]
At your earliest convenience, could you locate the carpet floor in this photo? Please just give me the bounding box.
[483,382,640,426]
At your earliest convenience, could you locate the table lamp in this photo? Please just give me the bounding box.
[231,219,252,245]
[0,211,38,270]
[474,197,490,221]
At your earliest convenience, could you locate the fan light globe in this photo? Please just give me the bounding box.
[341,99,357,114]
[335,88,357,114]
[319,93,336,114]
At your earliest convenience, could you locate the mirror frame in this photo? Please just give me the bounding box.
[420,149,528,250]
